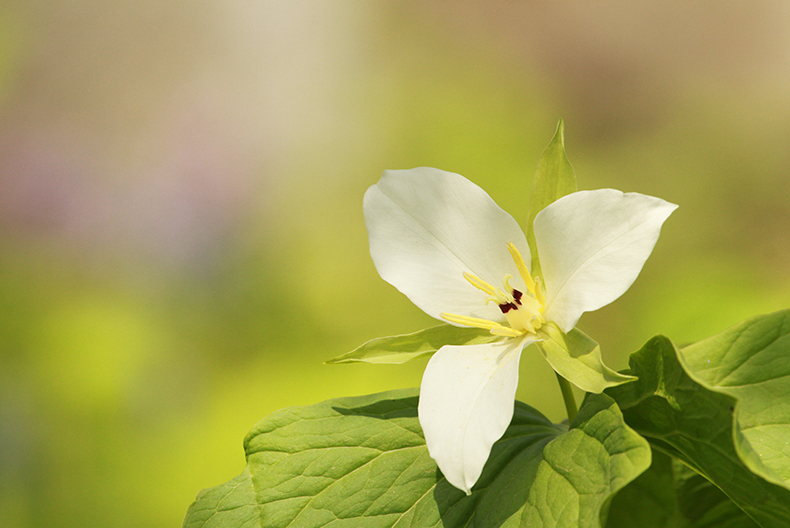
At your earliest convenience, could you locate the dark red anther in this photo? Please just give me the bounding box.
[499,302,518,313]
[512,289,523,305]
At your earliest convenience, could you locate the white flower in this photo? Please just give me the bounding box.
[363,167,677,494]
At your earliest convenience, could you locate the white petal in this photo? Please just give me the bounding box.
[418,338,533,494]
[535,189,677,332]
[364,168,531,323]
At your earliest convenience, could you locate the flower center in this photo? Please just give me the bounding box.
[441,242,546,338]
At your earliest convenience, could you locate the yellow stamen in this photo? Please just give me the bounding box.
[440,313,498,330]
[483,275,514,306]
[441,313,523,338]
[502,275,515,295]
[506,242,536,295]
[462,272,496,296]
[445,243,547,339]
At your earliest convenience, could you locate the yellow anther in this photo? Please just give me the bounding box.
[462,272,496,296]
[478,275,514,307]
[506,242,536,295]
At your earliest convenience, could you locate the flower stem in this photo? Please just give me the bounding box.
[555,372,578,423]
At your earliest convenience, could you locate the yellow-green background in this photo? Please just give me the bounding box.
[1,2,789,527]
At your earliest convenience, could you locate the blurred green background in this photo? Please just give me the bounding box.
[1,2,789,527]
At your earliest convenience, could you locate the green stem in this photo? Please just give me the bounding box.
[555,372,578,423]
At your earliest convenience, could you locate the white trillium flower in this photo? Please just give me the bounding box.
[363,167,677,495]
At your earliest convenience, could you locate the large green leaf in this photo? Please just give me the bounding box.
[526,119,577,279]
[184,389,650,528]
[605,449,686,528]
[672,461,760,528]
[183,468,261,528]
[605,324,790,528]
[536,324,635,394]
[325,325,498,365]
[606,449,758,528]
[680,310,790,487]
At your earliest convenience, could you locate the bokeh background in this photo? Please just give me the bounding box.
[1,2,789,527]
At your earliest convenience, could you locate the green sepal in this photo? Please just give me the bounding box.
[536,323,636,394]
[526,119,578,278]
[325,324,499,365]
[606,315,790,528]
[184,388,650,528]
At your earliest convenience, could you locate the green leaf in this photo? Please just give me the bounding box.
[536,323,636,394]
[606,449,687,528]
[606,449,758,528]
[680,310,790,488]
[481,392,650,528]
[325,325,498,364]
[526,119,577,278]
[672,460,760,528]
[605,328,790,528]
[183,468,261,528]
[184,389,650,528]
